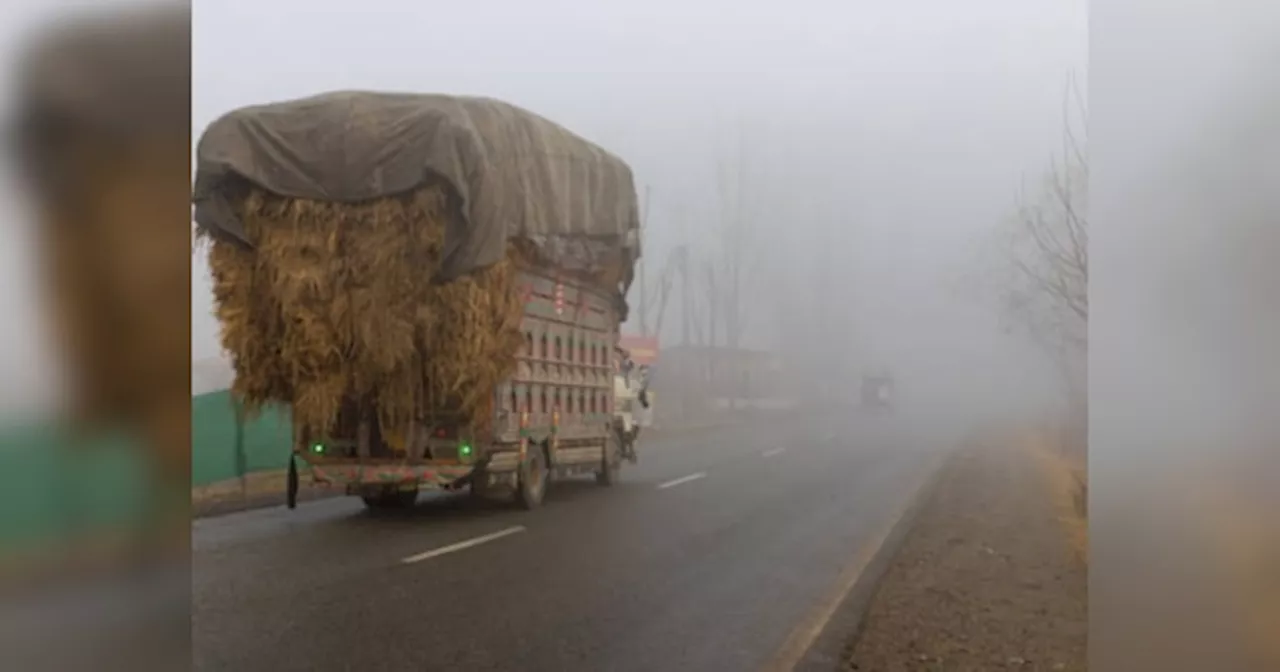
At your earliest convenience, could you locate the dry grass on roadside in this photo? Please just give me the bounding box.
[1032,431,1088,566]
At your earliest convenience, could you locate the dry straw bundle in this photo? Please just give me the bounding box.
[205,183,525,447]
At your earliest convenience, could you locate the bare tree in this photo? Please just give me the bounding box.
[998,73,1088,428]
[637,243,685,342]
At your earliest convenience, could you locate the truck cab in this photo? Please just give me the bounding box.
[612,349,649,462]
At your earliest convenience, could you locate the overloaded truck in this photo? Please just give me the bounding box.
[192,92,642,511]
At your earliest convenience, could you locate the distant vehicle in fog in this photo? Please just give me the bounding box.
[861,370,894,411]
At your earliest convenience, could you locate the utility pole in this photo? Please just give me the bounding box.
[706,260,719,398]
[720,125,749,411]
[815,224,834,403]
[676,245,693,422]
[679,246,691,349]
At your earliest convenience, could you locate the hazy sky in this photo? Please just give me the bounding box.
[190,0,1084,406]
[0,0,1087,410]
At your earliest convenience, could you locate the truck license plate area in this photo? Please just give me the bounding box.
[346,482,419,497]
[310,463,474,489]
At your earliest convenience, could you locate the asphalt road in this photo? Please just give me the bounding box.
[193,409,941,672]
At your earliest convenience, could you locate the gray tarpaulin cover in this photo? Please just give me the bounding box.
[192,90,641,299]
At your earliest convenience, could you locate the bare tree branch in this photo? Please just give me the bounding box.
[994,70,1088,397]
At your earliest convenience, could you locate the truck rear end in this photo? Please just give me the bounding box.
[294,267,623,510]
[194,92,641,513]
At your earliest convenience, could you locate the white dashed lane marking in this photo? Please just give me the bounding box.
[401,526,526,564]
[656,472,708,490]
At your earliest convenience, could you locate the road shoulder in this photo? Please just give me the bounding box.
[835,436,1087,671]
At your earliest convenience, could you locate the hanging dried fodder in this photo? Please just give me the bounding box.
[204,183,526,448]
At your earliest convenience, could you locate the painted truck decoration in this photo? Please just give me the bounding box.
[292,271,624,510]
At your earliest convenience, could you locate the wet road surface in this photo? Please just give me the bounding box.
[193,409,939,671]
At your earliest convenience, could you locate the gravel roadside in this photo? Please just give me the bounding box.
[842,437,1087,671]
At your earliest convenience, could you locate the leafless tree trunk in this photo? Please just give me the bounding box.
[999,72,1088,442]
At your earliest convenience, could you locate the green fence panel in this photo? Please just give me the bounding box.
[191,390,293,486]
[191,391,238,485]
[0,391,296,547]
[242,404,292,474]
[0,427,148,549]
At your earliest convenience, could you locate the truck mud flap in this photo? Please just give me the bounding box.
[286,454,299,510]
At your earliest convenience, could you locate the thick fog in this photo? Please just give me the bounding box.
[186,0,1086,426]
[186,0,1088,426]
[1086,3,1280,669]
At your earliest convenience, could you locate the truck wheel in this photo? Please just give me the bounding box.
[596,436,621,486]
[361,489,418,510]
[469,468,504,503]
[469,469,490,499]
[514,446,548,510]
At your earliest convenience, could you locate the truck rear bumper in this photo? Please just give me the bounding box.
[307,462,475,489]
[303,451,523,491]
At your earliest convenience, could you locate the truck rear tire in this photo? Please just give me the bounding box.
[469,471,491,500]
[361,489,418,510]
[469,468,505,503]
[514,446,548,510]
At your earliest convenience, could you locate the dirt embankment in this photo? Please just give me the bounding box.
[842,435,1088,671]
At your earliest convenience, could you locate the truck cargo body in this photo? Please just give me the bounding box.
[293,266,621,508]
[193,91,642,509]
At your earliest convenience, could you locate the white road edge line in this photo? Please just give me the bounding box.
[761,447,787,458]
[400,526,526,564]
[656,472,708,490]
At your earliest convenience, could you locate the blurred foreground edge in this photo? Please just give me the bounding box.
[0,4,191,672]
